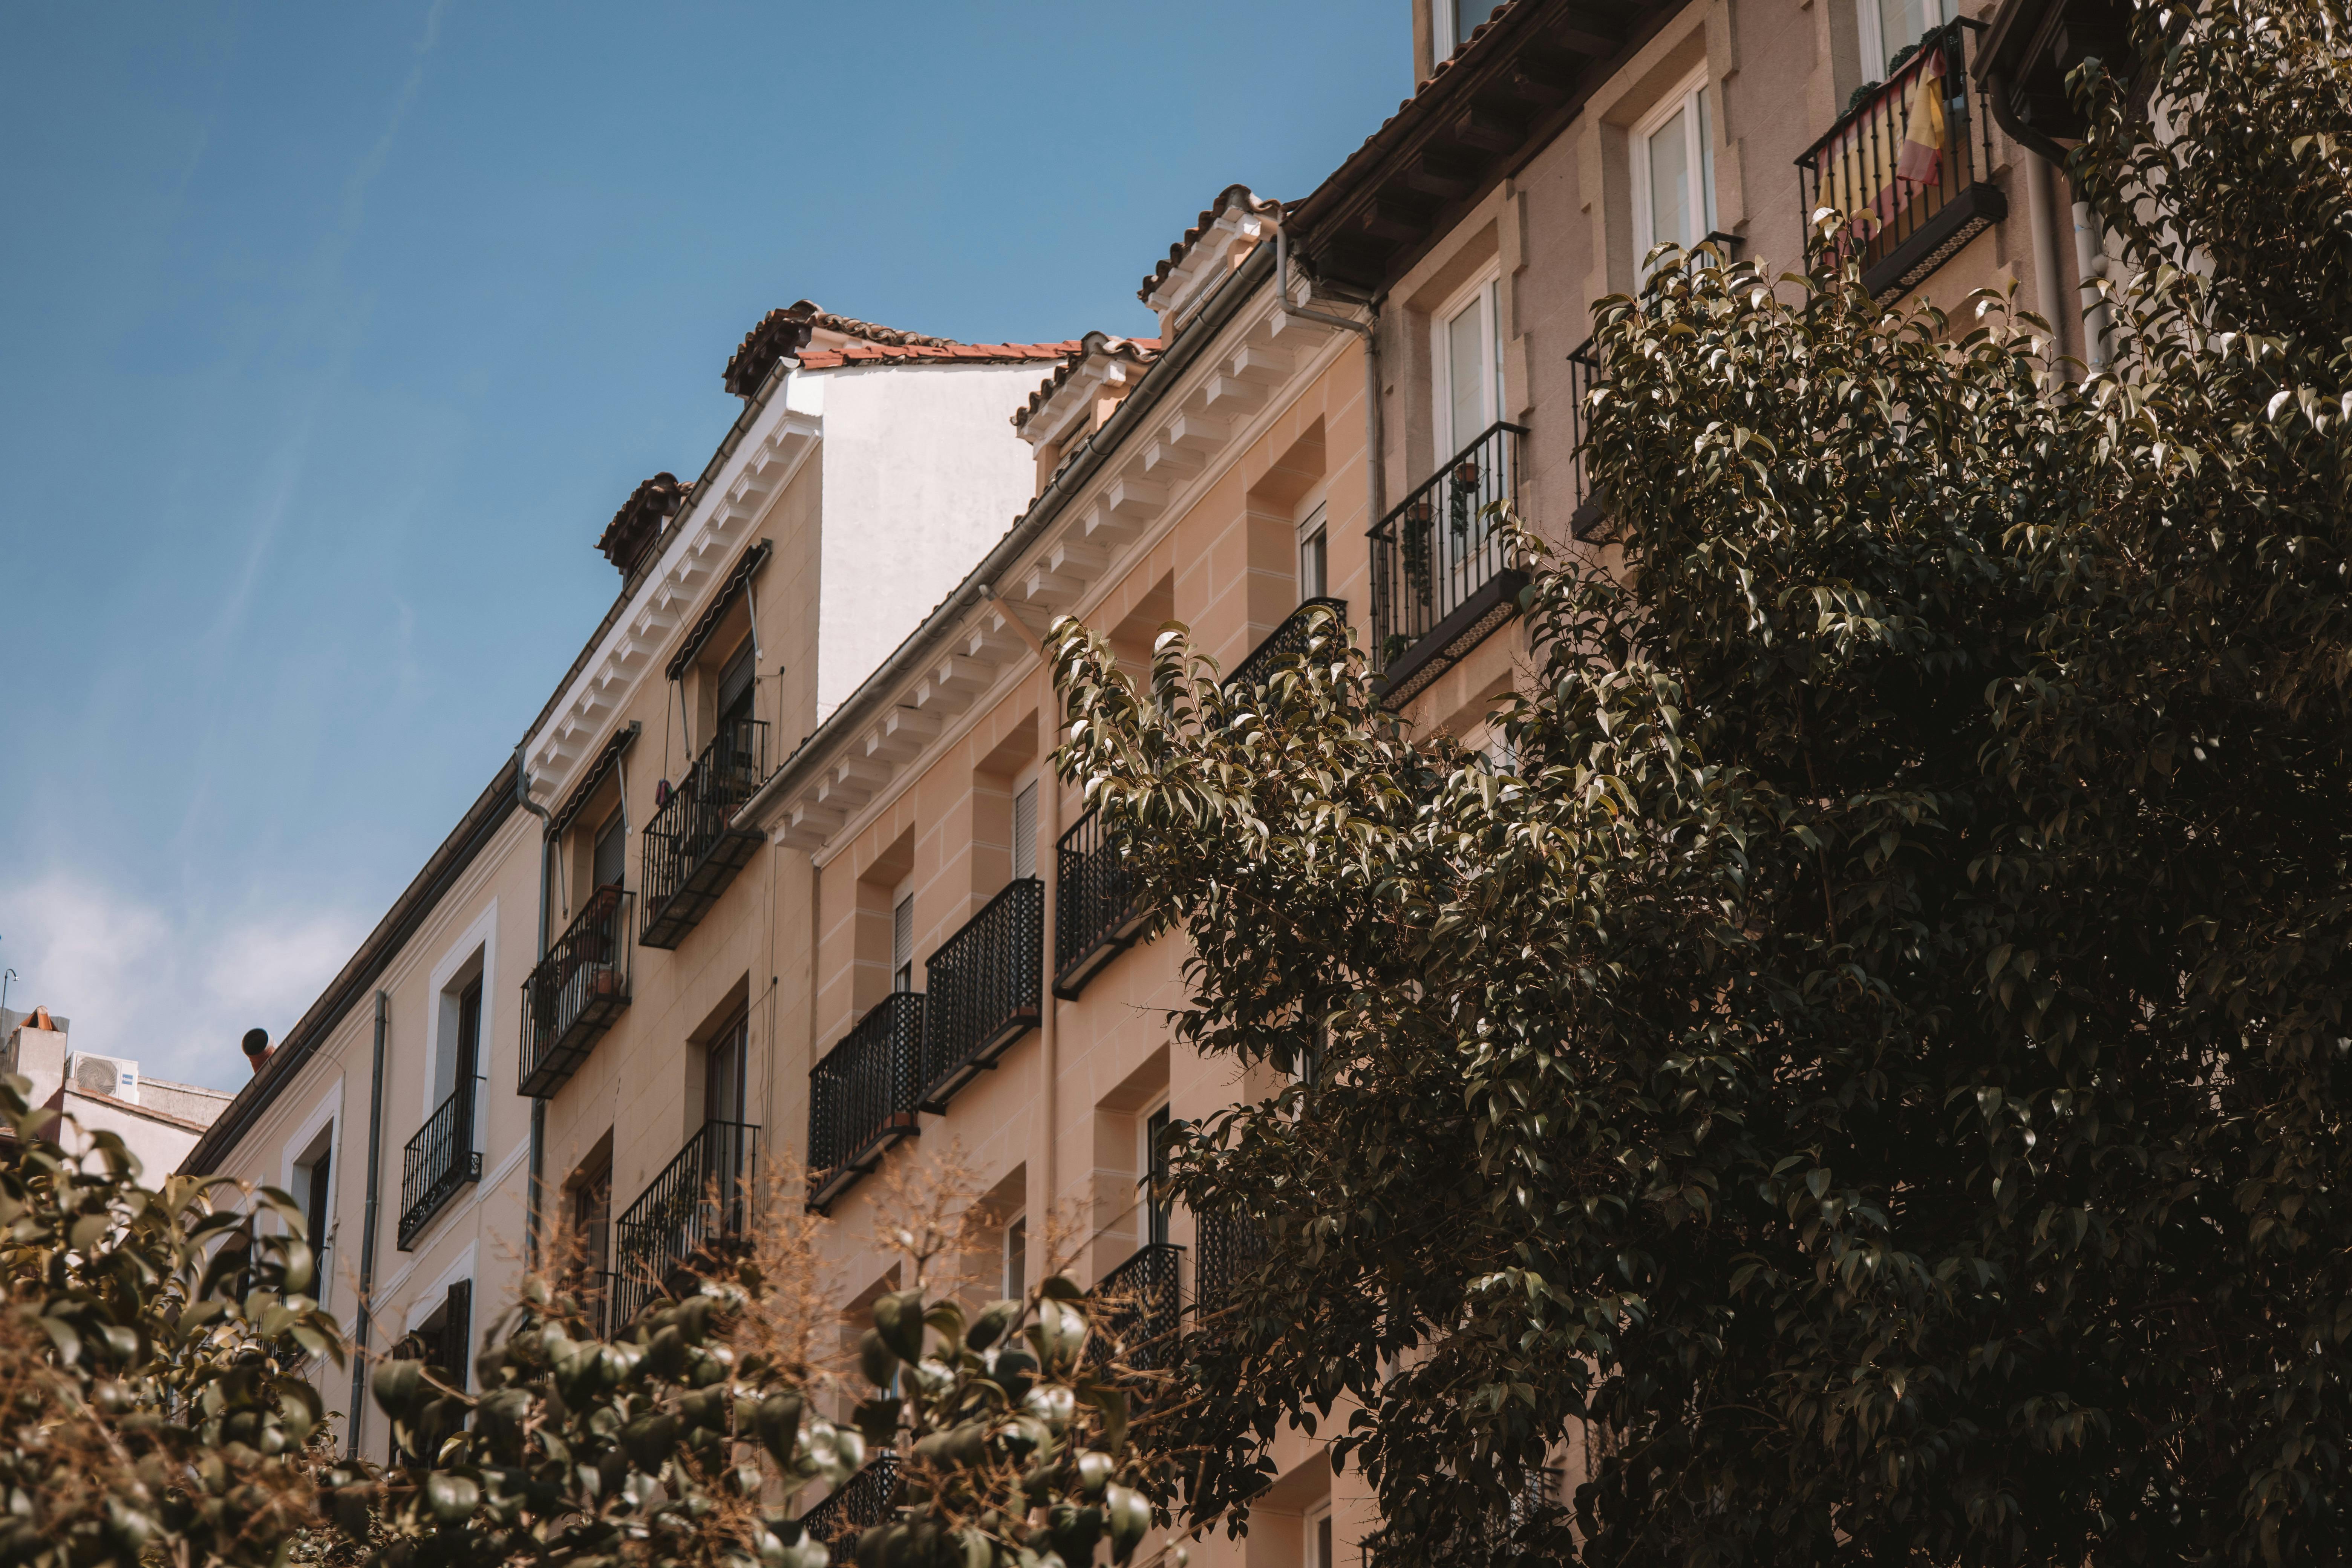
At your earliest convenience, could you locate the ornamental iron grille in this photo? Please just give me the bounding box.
[1052,807,1152,1001]
[798,1451,901,1566]
[808,992,924,1211]
[1193,1207,1271,1321]
[397,1082,480,1251]
[917,877,1043,1112]
[1368,421,1529,707]
[1087,1241,1185,1377]
[1223,596,1350,697]
[612,1119,760,1326]
[640,717,769,949]
[520,886,634,1097]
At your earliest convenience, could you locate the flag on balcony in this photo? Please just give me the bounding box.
[1820,43,1950,242]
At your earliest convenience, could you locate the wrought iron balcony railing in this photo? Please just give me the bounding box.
[519,886,634,1098]
[808,992,924,1211]
[1368,420,1529,709]
[397,1084,480,1251]
[1088,1241,1185,1377]
[1795,18,2004,300]
[612,1119,759,1325]
[1052,806,1152,1001]
[918,876,1043,1112]
[1193,1207,1270,1320]
[640,718,769,950]
[1224,596,1349,697]
[1567,338,1608,542]
[798,1451,900,1566]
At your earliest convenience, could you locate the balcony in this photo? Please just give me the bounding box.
[1053,807,1151,1001]
[1795,18,2006,301]
[519,886,634,1098]
[807,992,924,1212]
[798,1451,900,1566]
[1566,338,1609,542]
[640,718,769,950]
[397,1084,480,1251]
[1224,596,1350,697]
[1369,420,1529,709]
[1193,1207,1270,1319]
[917,876,1043,1112]
[1087,1241,1184,1377]
[612,1119,759,1325]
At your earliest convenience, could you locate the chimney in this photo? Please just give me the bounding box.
[242,1027,273,1076]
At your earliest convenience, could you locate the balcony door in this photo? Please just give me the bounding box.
[1860,0,1957,77]
[1633,72,1718,268]
[1438,277,1502,462]
[704,1009,751,1230]
[716,636,758,775]
[593,806,626,893]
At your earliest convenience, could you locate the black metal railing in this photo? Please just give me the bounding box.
[1368,421,1528,704]
[1053,807,1152,1000]
[808,993,924,1211]
[1567,338,1608,542]
[1225,596,1350,695]
[520,886,634,1098]
[612,1120,760,1324]
[1795,19,2003,299]
[798,1451,900,1566]
[1089,1242,1185,1376]
[640,718,769,949]
[397,1084,480,1251]
[918,877,1043,1112]
[1194,1207,1271,1318]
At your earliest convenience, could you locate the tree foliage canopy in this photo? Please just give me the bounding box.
[1048,2,2352,1562]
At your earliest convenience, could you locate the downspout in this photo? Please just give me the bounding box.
[1983,68,2106,369]
[513,746,555,1265]
[1036,701,1061,1250]
[2021,154,2067,352]
[2069,189,2111,369]
[1259,202,1385,525]
[346,989,389,1459]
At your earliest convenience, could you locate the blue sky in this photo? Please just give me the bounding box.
[0,1,1407,1088]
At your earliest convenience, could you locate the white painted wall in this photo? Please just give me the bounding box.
[813,361,1054,721]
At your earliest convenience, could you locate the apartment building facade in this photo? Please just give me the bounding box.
[178,0,2109,1545]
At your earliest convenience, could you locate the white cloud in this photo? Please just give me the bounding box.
[0,870,362,1092]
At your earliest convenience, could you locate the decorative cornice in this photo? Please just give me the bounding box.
[1012,333,1161,448]
[722,300,958,399]
[1139,184,1279,311]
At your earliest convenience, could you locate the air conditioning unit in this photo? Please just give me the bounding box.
[69,1052,139,1104]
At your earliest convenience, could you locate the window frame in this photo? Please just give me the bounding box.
[1296,501,1329,603]
[1003,1214,1028,1301]
[1430,268,1505,461]
[1305,1499,1335,1568]
[1629,67,1719,272]
[1139,1101,1172,1250]
[1858,0,1957,80]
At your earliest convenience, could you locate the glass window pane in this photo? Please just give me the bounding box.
[1877,0,1949,65]
[1447,297,1486,452]
[1648,104,1691,254]
[1697,89,1717,234]
[1454,1,1494,49]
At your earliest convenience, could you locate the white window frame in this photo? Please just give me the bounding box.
[1138,1099,1172,1247]
[1305,1498,1336,1568]
[277,1086,343,1302]
[1296,499,1329,603]
[1630,67,1719,273]
[1431,268,1505,461]
[1011,775,1040,884]
[1431,0,1494,66]
[1002,1214,1027,1301]
[423,902,498,1155]
[891,877,916,994]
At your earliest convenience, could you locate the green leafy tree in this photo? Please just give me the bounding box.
[1047,1,2352,1562]
[0,1075,340,1568]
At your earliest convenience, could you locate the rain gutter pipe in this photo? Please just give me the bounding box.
[513,745,555,1266]
[346,990,389,1459]
[1257,198,1386,525]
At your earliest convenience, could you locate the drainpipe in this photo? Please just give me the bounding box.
[2020,153,2067,353]
[1981,68,2106,371]
[513,746,555,1264]
[346,989,389,1459]
[1257,201,1386,527]
[1036,700,1061,1267]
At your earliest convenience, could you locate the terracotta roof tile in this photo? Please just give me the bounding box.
[1139,184,1284,306]
[796,340,1083,370]
[1012,332,1161,436]
[723,300,961,397]
[597,472,692,578]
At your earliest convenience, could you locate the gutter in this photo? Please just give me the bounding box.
[730,237,1282,836]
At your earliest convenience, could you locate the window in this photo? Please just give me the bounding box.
[434,976,482,1110]
[1003,1216,1027,1300]
[892,893,915,993]
[1434,0,1500,61]
[1436,277,1505,459]
[1141,1104,1171,1249]
[396,1279,473,1394]
[571,1165,612,1277]
[1298,504,1329,602]
[1632,71,1718,269]
[1306,1500,1335,1568]
[1859,0,1957,76]
[1012,780,1039,883]
[593,805,626,892]
[717,636,758,732]
[292,1123,334,1301]
[705,1008,748,1126]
